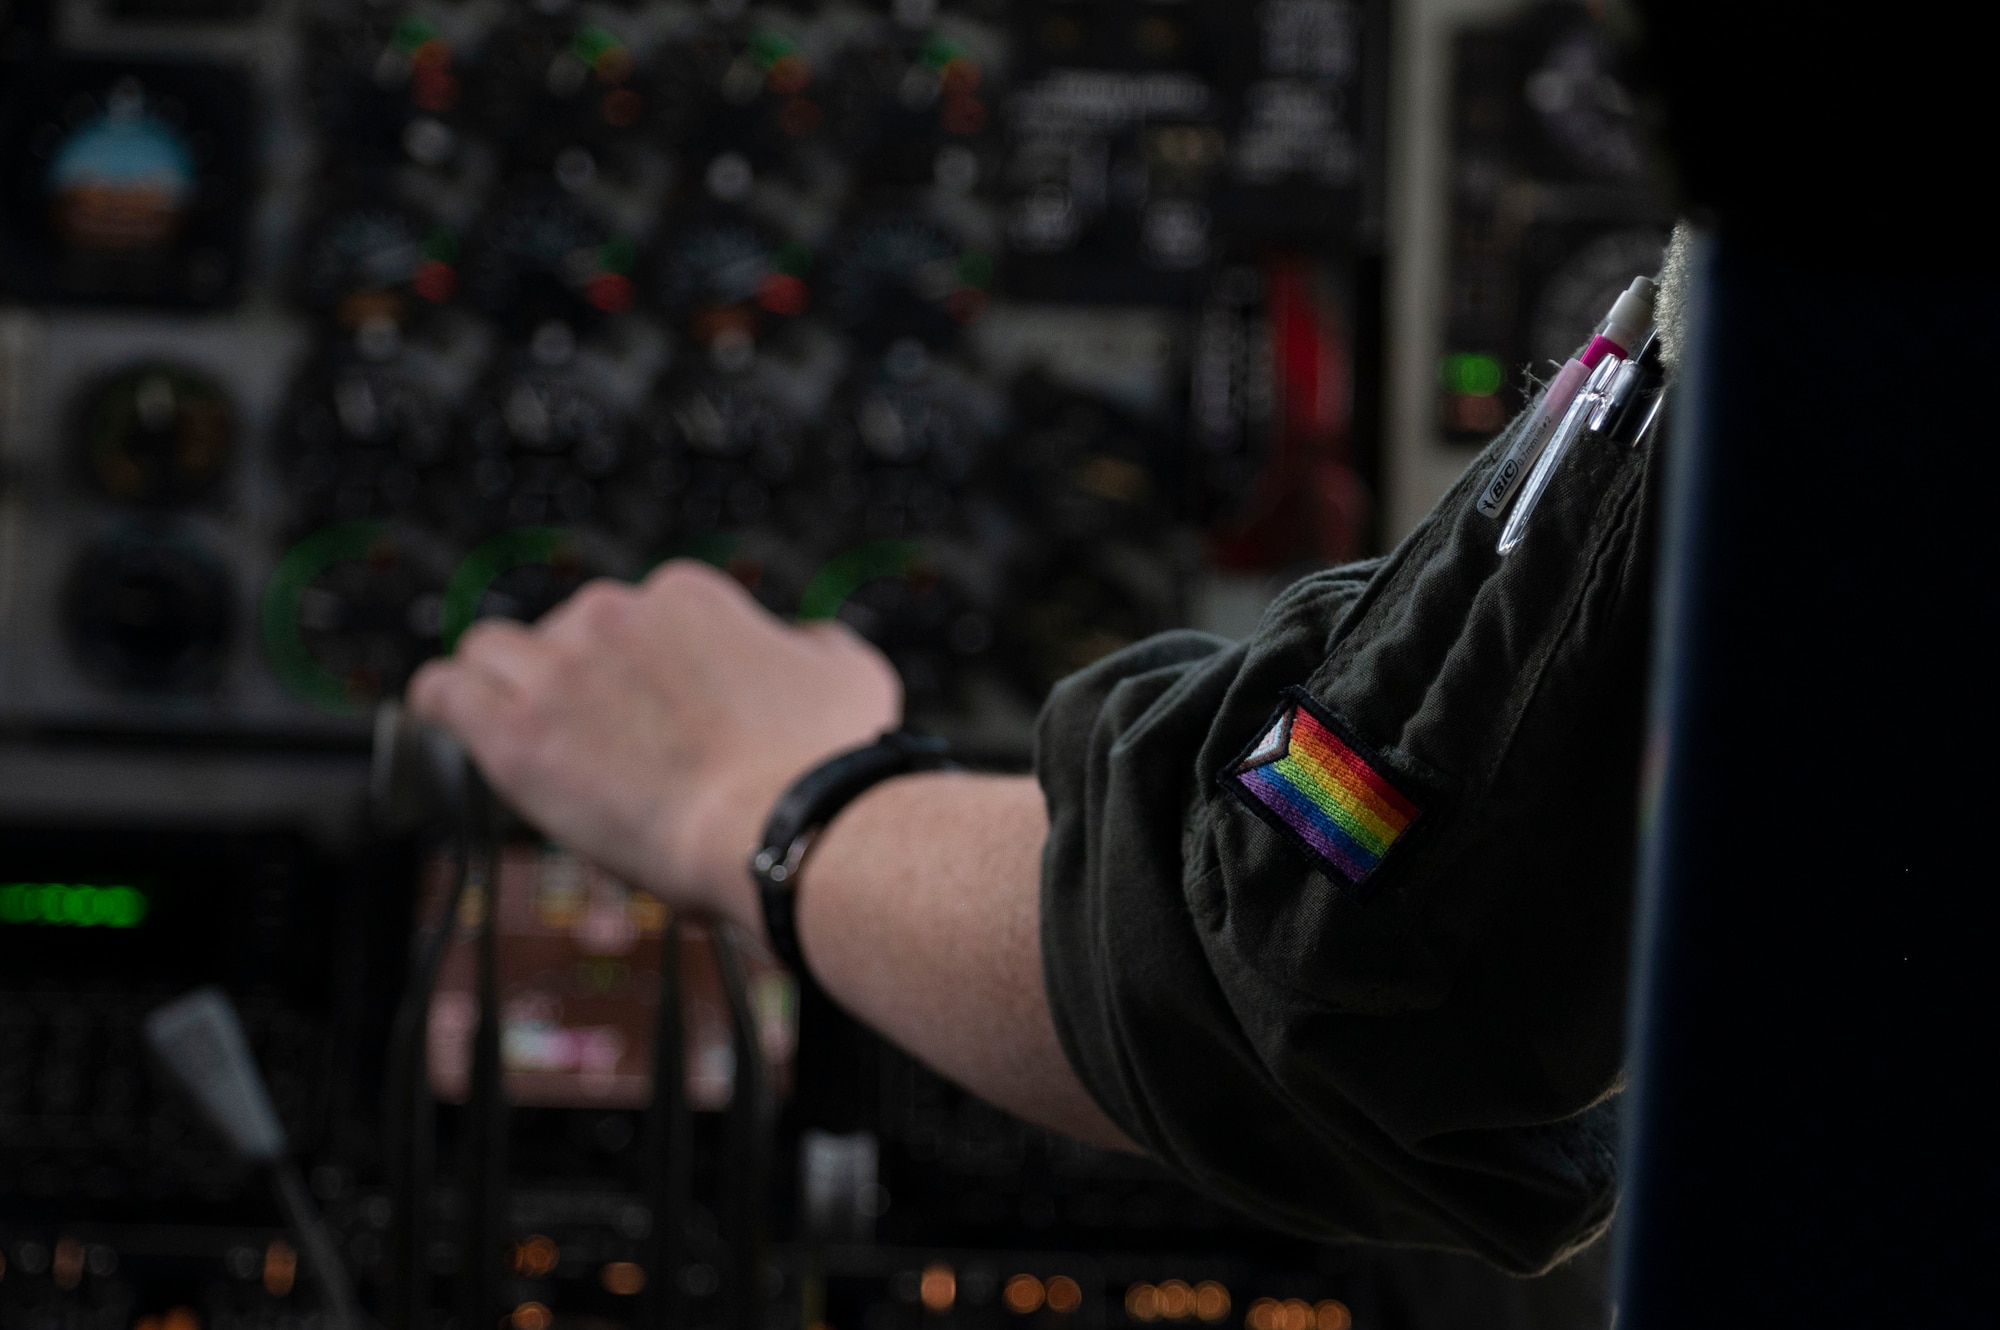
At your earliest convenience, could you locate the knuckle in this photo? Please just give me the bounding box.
[455,618,515,658]
[405,659,447,711]
[569,578,632,627]
[649,558,730,601]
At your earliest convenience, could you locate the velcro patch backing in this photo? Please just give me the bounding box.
[1221,688,1420,892]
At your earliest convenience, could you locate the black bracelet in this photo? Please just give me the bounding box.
[748,730,954,979]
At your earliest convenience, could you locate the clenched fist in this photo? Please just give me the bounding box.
[407,560,902,926]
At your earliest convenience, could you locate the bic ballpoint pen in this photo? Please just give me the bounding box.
[1495,349,1624,556]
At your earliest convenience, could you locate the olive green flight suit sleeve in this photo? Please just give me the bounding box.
[1035,412,1659,1275]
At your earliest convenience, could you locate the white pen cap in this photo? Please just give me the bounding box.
[1599,276,1658,353]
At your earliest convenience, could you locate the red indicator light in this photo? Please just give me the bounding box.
[940,58,981,94]
[946,287,988,323]
[780,97,821,137]
[941,95,986,136]
[601,88,643,127]
[413,260,456,303]
[766,53,812,95]
[586,272,634,313]
[412,71,459,111]
[594,47,635,85]
[757,273,809,316]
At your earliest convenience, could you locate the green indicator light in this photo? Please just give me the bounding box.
[393,17,438,52]
[748,29,798,69]
[1441,353,1504,397]
[572,24,621,63]
[0,883,149,929]
[423,227,460,264]
[441,527,577,650]
[799,540,923,622]
[955,250,993,288]
[597,237,637,275]
[921,37,965,70]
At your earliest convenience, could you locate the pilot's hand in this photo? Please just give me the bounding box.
[407,560,901,922]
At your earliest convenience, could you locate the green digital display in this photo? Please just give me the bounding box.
[0,882,150,928]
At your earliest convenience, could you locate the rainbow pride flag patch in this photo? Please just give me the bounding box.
[1222,690,1421,891]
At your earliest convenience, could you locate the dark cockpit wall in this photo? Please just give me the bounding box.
[1613,5,1995,1325]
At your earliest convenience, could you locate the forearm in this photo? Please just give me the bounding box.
[725,771,1137,1154]
[406,565,1131,1153]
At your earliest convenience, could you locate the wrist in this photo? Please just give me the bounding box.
[746,731,955,979]
[668,761,795,933]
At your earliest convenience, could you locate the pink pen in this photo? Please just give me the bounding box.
[1475,275,1657,519]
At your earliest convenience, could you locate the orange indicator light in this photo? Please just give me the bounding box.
[1313,1301,1351,1330]
[262,1241,297,1297]
[1004,1275,1046,1314]
[920,1263,956,1313]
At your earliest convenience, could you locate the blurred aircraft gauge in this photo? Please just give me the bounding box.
[459,370,629,535]
[657,217,810,341]
[440,526,615,648]
[262,522,449,713]
[821,215,989,347]
[639,375,800,538]
[304,205,460,327]
[78,364,233,507]
[822,358,983,540]
[799,540,990,718]
[466,196,637,332]
[66,526,232,694]
[46,82,198,257]
[287,364,451,529]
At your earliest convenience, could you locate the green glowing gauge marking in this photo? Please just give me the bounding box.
[798,540,923,621]
[440,526,578,650]
[263,521,393,714]
[0,883,149,929]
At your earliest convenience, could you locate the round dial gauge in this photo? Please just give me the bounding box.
[1524,21,1645,182]
[263,522,449,713]
[440,526,617,648]
[821,366,983,540]
[66,526,232,694]
[821,215,989,347]
[466,196,637,332]
[799,540,990,718]
[303,205,460,326]
[77,364,232,506]
[286,364,450,528]
[656,217,810,338]
[638,375,801,539]
[459,371,629,535]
